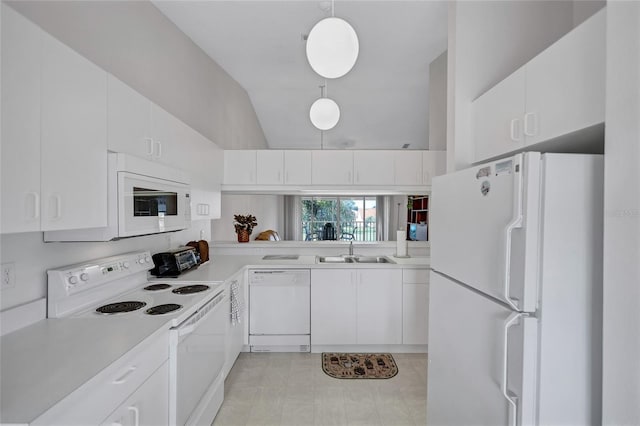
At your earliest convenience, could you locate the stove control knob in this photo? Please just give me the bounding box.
[144,255,151,264]
[80,273,89,282]
[68,276,78,285]
[138,258,145,264]
[122,261,130,269]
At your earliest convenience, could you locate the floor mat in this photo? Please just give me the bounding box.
[321,353,398,379]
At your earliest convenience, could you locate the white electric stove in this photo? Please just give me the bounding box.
[47,251,227,426]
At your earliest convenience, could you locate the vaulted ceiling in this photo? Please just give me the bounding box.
[153,1,448,150]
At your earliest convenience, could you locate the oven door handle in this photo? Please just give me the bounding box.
[175,291,226,337]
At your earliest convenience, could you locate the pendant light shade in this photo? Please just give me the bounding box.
[310,97,340,130]
[306,17,359,79]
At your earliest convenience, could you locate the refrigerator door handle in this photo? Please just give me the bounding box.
[504,157,524,311]
[502,312,525,426]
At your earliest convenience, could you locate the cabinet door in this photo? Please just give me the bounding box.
[353,151,394,185]
[311,269,357,345]
[423,150,446,185]
[41,33,107,231]
[525,10,605,145]
[101,361,169,426]
[107,75,153,159]
[1,4,42,233]
[394,151,423,186]
[150,104,193,169]
[473,67,526,163]
[356,269,402,344]
[312,150,353,185]
[256,150,284,184]
[284,150,312,185]
[224,150,257,184]
[403,283,429,345]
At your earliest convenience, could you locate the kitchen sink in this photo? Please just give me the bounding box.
[317,256,355,263]
[316,255,394,264]
[353,256,394,263]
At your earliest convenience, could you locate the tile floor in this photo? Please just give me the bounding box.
[212,352,428,426]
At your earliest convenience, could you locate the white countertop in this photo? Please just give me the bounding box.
[0,317,167,424]
[174,254,430,283]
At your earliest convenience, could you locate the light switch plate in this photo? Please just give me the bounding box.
[1,262,16,289]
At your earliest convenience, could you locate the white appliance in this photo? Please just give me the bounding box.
[427,152,603,426]
[249,269,311,352]
[44,153,191,241]
[47,251,226,426]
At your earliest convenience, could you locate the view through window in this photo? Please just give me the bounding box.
[301,196,377,241]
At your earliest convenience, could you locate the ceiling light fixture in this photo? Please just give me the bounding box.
[309,84,340,131]
[306,1,359,79]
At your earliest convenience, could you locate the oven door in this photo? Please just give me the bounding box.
[169,291,226,426]
[118,171,190,238]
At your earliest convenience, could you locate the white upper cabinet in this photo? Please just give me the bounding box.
[107,75,153,159]
[284,150,312,185]
[1,5,42,234]
[256,150,284,185]
[394,151,423,186]
[312,150,353,185]
[473,9,605,164]
[423,150,447,185]
[473,67,527,162]
[353,151,395,185]
[524,9,605,145]
[41,32,108,231]
[224,150,257,184]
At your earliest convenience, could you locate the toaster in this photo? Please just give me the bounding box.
[150,246,199,277]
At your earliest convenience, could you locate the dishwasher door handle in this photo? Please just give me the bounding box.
[249,281,310,287]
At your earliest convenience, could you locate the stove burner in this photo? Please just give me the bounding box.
[172,284,210,295]
[96,301,146,315]
[145,304,182,315]
[144,283,172,291]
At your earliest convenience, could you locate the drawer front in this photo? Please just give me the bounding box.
[34,331,169,425]
[403,268,430,284]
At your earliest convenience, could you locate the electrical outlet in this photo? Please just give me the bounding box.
[1,262,16,289]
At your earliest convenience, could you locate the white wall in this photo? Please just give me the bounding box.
[211,194,285,242]
[602,3,640,425]
[428,51,447,151]
[6,0,267,150]
[446,0,575,171]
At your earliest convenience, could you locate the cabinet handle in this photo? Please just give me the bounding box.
[128,406,140,426]
[145,137,154,156]
[27,192,40,219]
[50,195,62,220]
[509,119,521,142]
[154,140,162,158]
[112,366,136,384]
[523,113,537,137]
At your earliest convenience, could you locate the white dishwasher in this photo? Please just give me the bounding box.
[249,269,311,352]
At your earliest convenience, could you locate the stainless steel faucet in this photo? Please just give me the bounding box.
[349,240,354,256]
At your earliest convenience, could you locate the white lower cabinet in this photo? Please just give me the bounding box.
[100,361,169,426]
[402,268,430,345]
[311,268,402,346]
[311,269,357,345]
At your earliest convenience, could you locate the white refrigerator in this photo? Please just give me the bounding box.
[427,152,603,426]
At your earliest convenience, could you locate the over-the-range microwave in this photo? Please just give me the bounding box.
[44,153,191,241]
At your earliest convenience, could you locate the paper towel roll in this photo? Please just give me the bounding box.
[396,230,408,257]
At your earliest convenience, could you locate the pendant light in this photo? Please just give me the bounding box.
[309,84,340,131]
[306,1,359,79]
